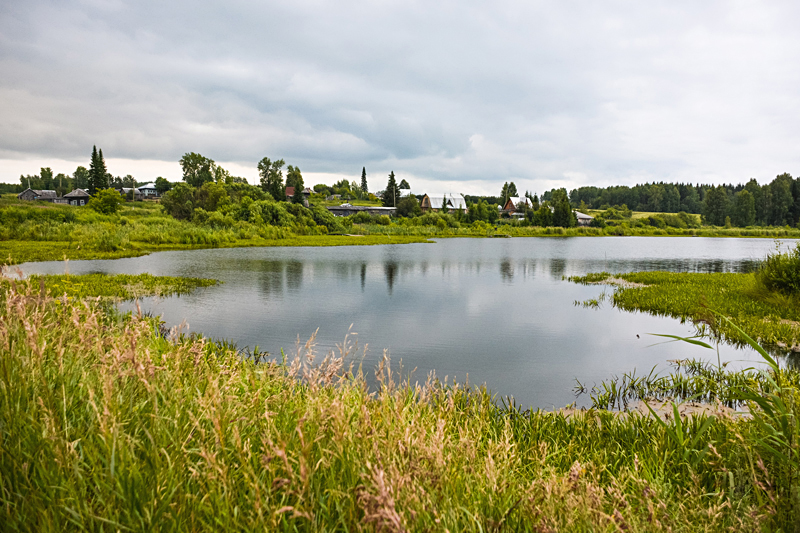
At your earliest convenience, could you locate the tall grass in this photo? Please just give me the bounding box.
[0,278,796,530]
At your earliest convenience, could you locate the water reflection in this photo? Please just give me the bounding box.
[500,258,514,282]
[549,258,567,278]
[384,261,398,295]
[360,263,367,291]
[286,261,303,291]
[259,260,286,297]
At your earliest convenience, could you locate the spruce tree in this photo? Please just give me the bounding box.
[361,167,368,193]
[382,171,400,207]
[97,149,108,191]
[88,146,100,195]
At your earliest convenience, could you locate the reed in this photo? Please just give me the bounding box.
[0,277,795,530]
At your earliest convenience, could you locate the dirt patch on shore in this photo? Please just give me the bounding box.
[584,276,648,289]
[555,399,747,421]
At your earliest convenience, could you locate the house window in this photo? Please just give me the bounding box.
[80,200,85,206]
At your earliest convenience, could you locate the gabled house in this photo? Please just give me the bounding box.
[574,211,594,227]
[63,189,91,206]
[137,183,159,197]
[420,193,467,213]
[501,197,535,212]
[501,197,537,218]
[117,187,144,201]
[285,187,312,198]
[17,188,58,202]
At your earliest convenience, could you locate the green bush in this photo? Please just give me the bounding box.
[758,243,800,295]
[87,189,124,215]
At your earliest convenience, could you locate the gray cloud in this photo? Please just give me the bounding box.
[2,0,800,192]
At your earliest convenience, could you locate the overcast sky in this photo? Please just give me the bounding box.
[2,0,799,195]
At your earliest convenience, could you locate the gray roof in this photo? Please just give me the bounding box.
[137,183,157,190]
[18,189,57,199]
[574,211,593,220]
[64,189,90,198]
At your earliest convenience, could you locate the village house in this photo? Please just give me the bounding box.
[17,188,58,202]
[501,197,535,218]
[420,193,467,213]
[285,187,312,206]
[136,183,159,197]
[63,189,91,206]
[575,211,594,226]
[117,187,144,201]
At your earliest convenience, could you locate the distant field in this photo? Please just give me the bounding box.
[585,208,702,224]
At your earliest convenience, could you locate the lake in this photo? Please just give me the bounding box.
[18,237,799,409]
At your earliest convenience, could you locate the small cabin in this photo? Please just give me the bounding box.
[17,188,57,202]
[63,189,91,206]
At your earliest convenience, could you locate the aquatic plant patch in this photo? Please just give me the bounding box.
[1,273,218,300]
[569,271,800,350]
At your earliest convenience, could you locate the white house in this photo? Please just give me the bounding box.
[137,183,159,197]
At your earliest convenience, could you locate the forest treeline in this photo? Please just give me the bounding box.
[565,173,800,227]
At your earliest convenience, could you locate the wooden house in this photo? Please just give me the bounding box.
[63,189,91,206]
[501,197,535,218]
[17,188,57,202]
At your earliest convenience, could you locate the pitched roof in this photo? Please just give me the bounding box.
[503,197,534,210]
[64,189,90,198]
[425,193,467,210]
[137,183,157,190]
[574,211,593,220]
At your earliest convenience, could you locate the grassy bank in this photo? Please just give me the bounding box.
[569,271,800,351]
[1,273,219,300]
[1,277,798,530]
[362,222,800,239]
[0,235,431,265]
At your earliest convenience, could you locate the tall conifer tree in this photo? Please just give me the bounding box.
[382,171,400,207]
[361,167,368,193]
[88,145,100,195]
[97,149,108,191]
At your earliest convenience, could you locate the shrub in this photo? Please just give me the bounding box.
[758,243,800,295]
[87,189,124,215]
[397,195,422,217]
[161,183,196,220]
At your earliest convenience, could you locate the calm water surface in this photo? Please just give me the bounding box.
[19,237,799,409]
